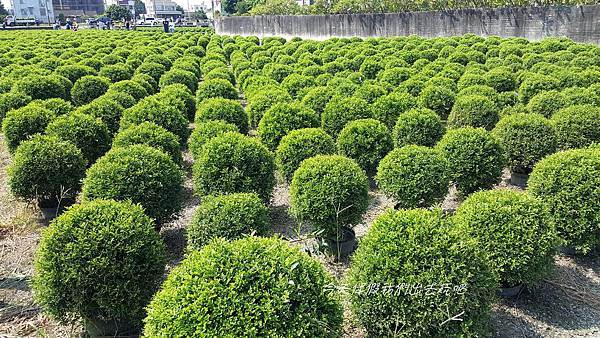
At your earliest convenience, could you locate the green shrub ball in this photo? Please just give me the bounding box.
[258,102,320,151]
[417,85,456,119]
[347,208,497,337]
[336,119,393,174]
[527,90,567,118]
[14,75,67,101]
[120,97,189,144]
[144,237,343,337]
[436,127,506,195]
[45,113,110,165]
[157,84,196,122]
[112,122,183,166]
[71,76,111,106]
[188,120,239,160]
[275,128,336,182]
[372,92,418,130]
[492,113,556,174]
[159,69,198,93]
[393,108,445,148]
[195,97,249,134]
[187,193,270,249]
[448,94,499,130]
[192,132,275,201]
[196,78,238,102]
[551,105,600,150]
[321,96,372,136]
[290,155,368,238]
[82,145,184,224]
[2,105,55,153]
[376,145,449,209]
[8,135,86,203]
[528,147,600,254]
[453,189,557,286]
[33,200,166,325]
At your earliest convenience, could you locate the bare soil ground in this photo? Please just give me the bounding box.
[1,134,598,337]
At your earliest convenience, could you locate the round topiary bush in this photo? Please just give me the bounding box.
[290,155,368,238]
[448,94,499,130]
[159,69,198,93]
[492,113,556,175]
[0,91,32,122]
[2,105,55,153]
[453,189,557,287]
[518,74,559,104]
[75,97,124,136]
[55,64,97,83]
[8,135,85,204]
[246,88,292,128]
[393,108,445,148]
[14,75,67,101]
[258,102,320,151]
[196,79,238,102]
[98,64,133,83]
[484,66,517,92]
[71,76,111,106]
[188,120,239,160]
[336,118,393,174]
[33,200,166,334]
[347,208,497,337]
[82,145,184,224]
[376,145,450,209]
[321,96,372,136]
[417,85,456,119]
[526,90,567,118]
[187,193,270,249]
[110,80,148,101]
[436,127,506,195]
[143,237,343,337]
[372,92,418,130]
[195,97,248,134]
[34,98,73,116]
[120,97,189,144]
[528,147,600,254]
[551,105,600,150]
[192,132,275,201]
[101,90,136,109]
[113,122,183,166]
[45,113,111,165]
[157,84,196,122]
[275,128,336,182]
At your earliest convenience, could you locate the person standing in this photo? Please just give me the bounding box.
[163,19,169,33]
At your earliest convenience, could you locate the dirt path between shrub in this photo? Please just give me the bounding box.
[0,134,598,337]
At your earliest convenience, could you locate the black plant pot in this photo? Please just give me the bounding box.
[321,227,357,258]
[497,284,523,298]
[37,197,75,221]
[510,171,529,188]
[85,317,137,338]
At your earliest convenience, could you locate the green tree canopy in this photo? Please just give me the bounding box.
[105,5,132,20]
[134,0,146,15]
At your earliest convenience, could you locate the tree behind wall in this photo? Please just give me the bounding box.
[105,4,133,20]
[134,0,146,15]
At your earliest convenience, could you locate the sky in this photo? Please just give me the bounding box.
[2,0,212,12]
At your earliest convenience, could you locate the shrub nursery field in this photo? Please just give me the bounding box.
[0,29,599,337]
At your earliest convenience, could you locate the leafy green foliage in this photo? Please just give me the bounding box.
[196,79,238,102]
[120,96,189,144]
[82,145,184,224]
[192,132,275,201]
[448,94,499,130]
[393,108,445,148]
[376,145,449,208]
[187,193,270,249]
[492,113,556,174]
[336,118,392,174]
[8,135,86,202]
[347,209,497,337]
[417,85,455,119]
[144,237,343,337]
[71,76,111,106]
[258,102,319,151]
[275,128,336,182]
[322,96,372,136]
[453,189,557,286]
[436,127,505,195]
[290,155,368,238]
[551,105,600,150]
[528,147,600,254]
[195,98,248,134]
[112,122,183,166]
[188,120,239,160]
[33,200,166,325]
[2,105,55,153]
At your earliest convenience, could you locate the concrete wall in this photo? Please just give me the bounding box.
[215,5,600,44]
